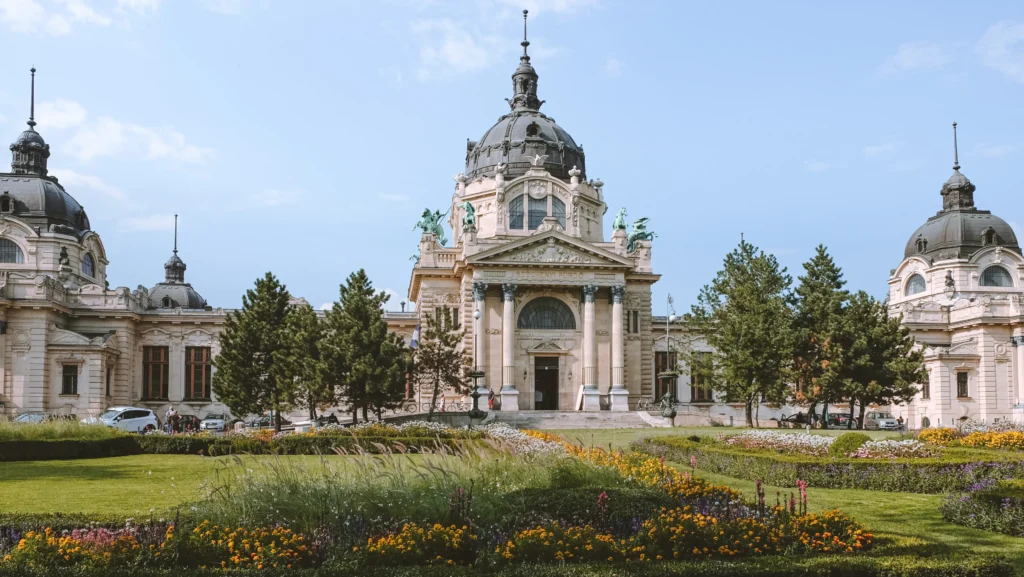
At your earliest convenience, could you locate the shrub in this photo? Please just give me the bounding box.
[828,433,871,457]
[0,419,125,442]
[941,479,1024,537]
[0,437,142,462]
[636,437,1024,493]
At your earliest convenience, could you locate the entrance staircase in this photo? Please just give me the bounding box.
[492,410,656,429]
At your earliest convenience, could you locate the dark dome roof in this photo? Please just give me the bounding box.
[464,21,586,183]
[14,129,46,148]
[0,174,91,234]
[465,111,585,182]
[149,282,208,310]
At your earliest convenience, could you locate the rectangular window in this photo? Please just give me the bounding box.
[956,372,969,398]
[185,347,212,400]
[552,196,566,229]
[921,376,930,400]
[509,195,524,229]
[690,352,713,402]
[654,350,677,401]
[630,311,639,334]
[528,196,547,230]
[106,367,112,397]
[61,364,78,395]
[143,346,169,400]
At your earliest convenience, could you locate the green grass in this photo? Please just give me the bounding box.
[548,426,901,450]
[0,418,125,441]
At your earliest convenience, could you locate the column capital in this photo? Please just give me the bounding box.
[472,281,488,302]
[1012,336,1024,346]
[501,283,517,302]
[582,284,599,303]
[610,285,626,303]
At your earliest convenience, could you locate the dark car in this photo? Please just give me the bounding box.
[245,415,292,429]
[827,413,857,428]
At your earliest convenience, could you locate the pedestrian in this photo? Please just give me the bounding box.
[897,415,904,431]
[487,389,494,410]
[164,407,175,434]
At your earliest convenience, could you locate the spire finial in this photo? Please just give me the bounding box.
[173,214,178,255]
[521,9,530,59]
[952,121,960,171]
[28,67,37,130]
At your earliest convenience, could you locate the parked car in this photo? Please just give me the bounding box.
[245,415,292,429]
[14,412,76,424]
[863,411,899,431]
[827,413,857,429]
[83,407,158,433]
[199,413,235,432]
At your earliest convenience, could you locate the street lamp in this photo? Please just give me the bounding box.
[468,307,486,422]
[660,295,679,421]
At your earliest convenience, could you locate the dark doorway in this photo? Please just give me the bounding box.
[534,357,559,410]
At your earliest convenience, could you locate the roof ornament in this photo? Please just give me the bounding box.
[10,67,51,176]
[173,213,178,255]
[163,213,186,283]
[521,9,530,60]
[28,67,37,131]
[940,121,975,211]
[508,9,543,111]
[952,121,960,171]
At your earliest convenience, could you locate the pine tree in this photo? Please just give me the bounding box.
[791,245,849,428]
[320,269,395,424]
[841,291,926,428]
[276,303,330,420]
[688,240,795,427]
[212,272,294,431]
[414,307,471,422]
[367,332,412,420]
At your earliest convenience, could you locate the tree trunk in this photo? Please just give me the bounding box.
[744,399,754,428]
[361,405,368,422]
[807,401,819,429]
[847,401,855,430]
[351,408,358,425]
[427,370,440,423]
[820,401,829,429]
[755,400,760,429]
[857,401,867,430]
[273,391,281,432]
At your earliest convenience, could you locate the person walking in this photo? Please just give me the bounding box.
[897,415,905,431]
[164,407,175,434]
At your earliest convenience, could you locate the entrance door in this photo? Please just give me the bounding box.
[534,357,559,410]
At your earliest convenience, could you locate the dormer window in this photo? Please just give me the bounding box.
[916,235,928,253]
[525,122,540,137]
[509,193,567,231]
[0,193,11,213]
[162,296,172,308]
[81,253,95,278]
[982,227,996,246]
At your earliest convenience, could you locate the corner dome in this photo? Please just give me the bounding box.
[463,10,586,183]
[149,282,209,310]
[904,123,1020,260]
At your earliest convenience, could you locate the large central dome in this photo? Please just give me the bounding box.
[464,11,586,183]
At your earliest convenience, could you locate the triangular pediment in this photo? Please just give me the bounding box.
[468,230,633,268]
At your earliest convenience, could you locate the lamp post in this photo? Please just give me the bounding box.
[468,307,486,422]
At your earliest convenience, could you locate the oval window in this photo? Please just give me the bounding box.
[904,274,926,296]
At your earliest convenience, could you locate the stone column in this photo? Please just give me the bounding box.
[472,282,488,396]
[500,283,519,411]
[610,285,628,411]
[582,284,601,411]
[1014,333,1024,407]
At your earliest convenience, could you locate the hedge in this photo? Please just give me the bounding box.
[0,435,480,462]
[635,437,1024,493]
[0,556,1012,577]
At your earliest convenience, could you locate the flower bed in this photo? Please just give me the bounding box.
[635,436,1024,493]
[724,430,834,456]
[940,479,1024,537]
[918,420,1024,451]
[850,440,935,459]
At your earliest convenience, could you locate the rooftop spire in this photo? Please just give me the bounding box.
[521,9,530,60]
[173,213,178,255]
[28,67,37,130]
[164,214,186,283]
[952,121,960,171]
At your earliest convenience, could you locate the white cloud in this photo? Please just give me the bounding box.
[44,12,70,34]
[130,124,214,163]
[119,214,175,231]
[58,0,111,25]
[977,22,1024,83]
[864,143,898,157]
[49,169,126,200]
[0,0,47,33]
[200,0,242,14]
[35,99,88,130]
[413,19,502,79]
[879,41,949,75]
[803,160,831,172]
[379,192,410,202]
[319,302,334,311]
[1,0,113,35]
[66,117,126,161]
[116,0,160,14]
[250,189,299,207]
[605,57,622,77]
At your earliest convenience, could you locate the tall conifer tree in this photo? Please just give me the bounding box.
[792,245,849,427]
[689,240,795,427]
[212,272,294,431]
[276,303,330,420]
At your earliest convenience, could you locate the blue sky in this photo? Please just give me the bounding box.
[2,0,1024,313]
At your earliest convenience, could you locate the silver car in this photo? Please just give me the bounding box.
[200,412,231,432]
[864,411,899,431]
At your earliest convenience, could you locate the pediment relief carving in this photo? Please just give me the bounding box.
[471,232,631,268]
[47,325,106,347]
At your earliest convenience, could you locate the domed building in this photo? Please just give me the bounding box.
[406,11,663,412]
[0,70,227,421]
[889,124,1024,427]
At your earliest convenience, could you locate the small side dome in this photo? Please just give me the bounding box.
[148,215,209,310]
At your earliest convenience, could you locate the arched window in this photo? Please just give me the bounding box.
[0,194,11,213]
[0,239,24,264]
[905,274,926,296]
[528,196,546,229]
[509,195,524,229]
[81,253,95,277]
[552,197,566,229]
[921,416,930,429]
[981,265,1013,287]
[518,297,576,330]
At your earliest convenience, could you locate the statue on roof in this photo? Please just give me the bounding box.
[612,207,628,231]
[626,217,656,254]
[413,208,449,246]
[461,201,476,232]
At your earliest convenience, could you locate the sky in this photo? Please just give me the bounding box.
[2,0,1024,315]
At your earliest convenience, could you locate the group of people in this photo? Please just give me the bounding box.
[162,407,196,434]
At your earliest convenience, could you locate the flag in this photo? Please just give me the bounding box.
[410,325,420,349]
